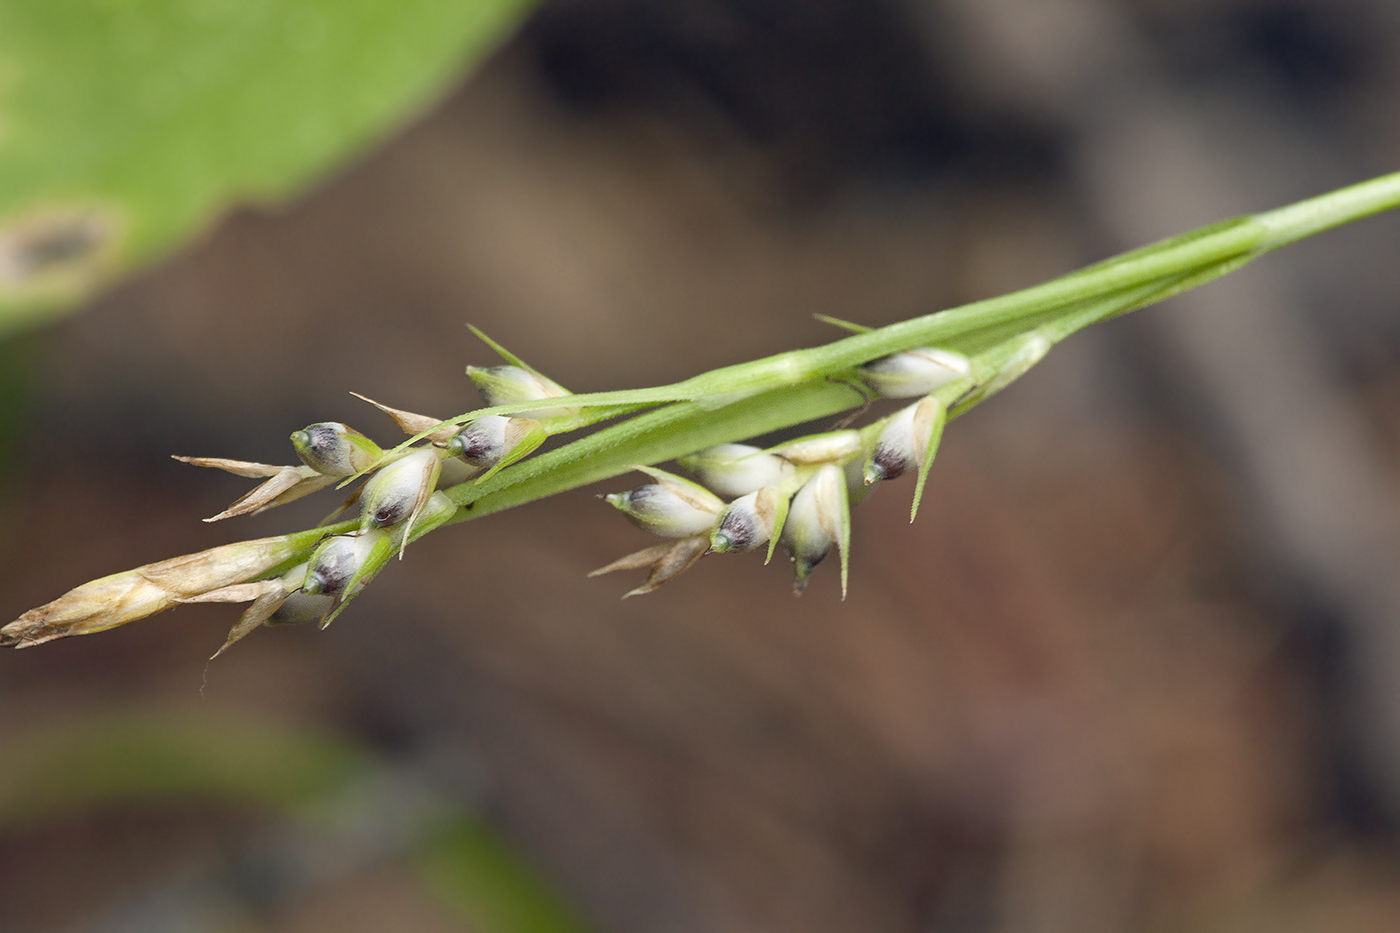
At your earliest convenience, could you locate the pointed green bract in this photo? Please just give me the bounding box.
[909,402,947,524]
[836,465,851,600]
[467,324,546,375]
[316,531,395,629]
[813,314,873,334]
[765,492,792,566]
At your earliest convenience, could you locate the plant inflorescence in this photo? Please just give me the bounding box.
[6,172,1400,657]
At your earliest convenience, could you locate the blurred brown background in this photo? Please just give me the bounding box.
[6,0,1400,930]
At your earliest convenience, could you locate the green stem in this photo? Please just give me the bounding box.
[1254,171,1400,249]
[448,380,866,521]
[431,170,1400,524]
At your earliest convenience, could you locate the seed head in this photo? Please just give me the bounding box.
[302,530,392,599]
[864,397,942,483]
[783,464,849,596]
[861,347,970,398]
[360,449,442,533]
[467,364,575,421]
[603,466,724,538]
[446,415,544,470]
[1,534,312,647]
[711,487,782,553]
[447,415,510,466]
[290,422,383,475]
[678,443,794,497]
[775,430,863,465]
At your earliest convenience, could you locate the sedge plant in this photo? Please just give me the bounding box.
[6,171,1400,657]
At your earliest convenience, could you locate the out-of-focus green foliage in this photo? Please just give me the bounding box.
[0,712,367,831]
[0,711,593,931]
[0,0,534,334]
[418,818,595,933]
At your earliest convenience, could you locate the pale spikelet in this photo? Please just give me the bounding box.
[392,491,458,551]
[678,443,795,498]
[303,531,391,598]
[860,347,970,398]
[603,466,724,538]
[302,530,395,628]
[467,364,577,422]
[589,536,710,598]
[291,420,385,473]
[446,415,509,466]
[445,415,546,479]
[710,487,783,554]
[1,534,311,648]
[774,430,863,465]
[360,448,442,544]
[348,393,458,444]
[782,464,850,597]
[865,397,941,484]
[173,457,337,522]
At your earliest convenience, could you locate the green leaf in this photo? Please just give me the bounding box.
[0,712,367,833]
[417,818,595,933]
[0,0,536,333]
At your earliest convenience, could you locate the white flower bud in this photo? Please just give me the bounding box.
[864,397,942,483]
[290,422,383,475]
[775,430,863,465]
[861,347,970,398]
[360,448,442,532]
[446,415,544,470]
[678,443,795,498]
[782,464,848,596]
[604,466,724,538]
[977,333,1051,400]
[447,415,509,466]
[302,530,391,598]
[711,488,781,553]
[467,365,575,421]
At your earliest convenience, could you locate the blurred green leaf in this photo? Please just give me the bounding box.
[0,0,535,333]
[0,711,367,832]
[0,711,593,932]
[417,817,595,933]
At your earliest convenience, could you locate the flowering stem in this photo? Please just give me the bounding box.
[9,170,1400,647]
[432,171,1400,525]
